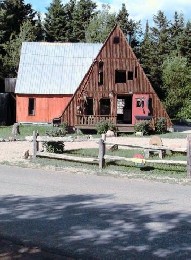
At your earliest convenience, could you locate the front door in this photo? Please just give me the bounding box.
[132,94,150,124]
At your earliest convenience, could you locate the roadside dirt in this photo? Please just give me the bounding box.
[0,136,187,164]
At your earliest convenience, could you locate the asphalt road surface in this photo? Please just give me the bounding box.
[0,165,191,259]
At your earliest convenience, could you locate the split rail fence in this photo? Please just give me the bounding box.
[32,131,191,178]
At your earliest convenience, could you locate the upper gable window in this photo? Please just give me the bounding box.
[115,70,126,83]
[128,71,134,80]
[113,36,120,44]
[98,60,104,85]
[135,66,138,78]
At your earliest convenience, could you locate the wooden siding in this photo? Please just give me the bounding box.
[16,94,72,123]
[61,25,172,128]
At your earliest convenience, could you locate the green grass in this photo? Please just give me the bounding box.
[0,124,53,139]
[33,148,187,181]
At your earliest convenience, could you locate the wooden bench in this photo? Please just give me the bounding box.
[144,148,166,159]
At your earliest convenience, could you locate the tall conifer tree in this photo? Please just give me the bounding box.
[44,0,66,42]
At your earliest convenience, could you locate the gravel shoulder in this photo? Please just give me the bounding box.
[0,136,187,164]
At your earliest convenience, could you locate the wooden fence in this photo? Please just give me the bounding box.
[32,131,191,178]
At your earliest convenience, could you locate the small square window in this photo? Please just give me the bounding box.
[28,98,35,115]
[128,71,133,80]
[136,99,144,108]
[115,70,126,83]
[113,36,120,44]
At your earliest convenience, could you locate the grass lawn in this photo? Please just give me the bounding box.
[0,124,188,139]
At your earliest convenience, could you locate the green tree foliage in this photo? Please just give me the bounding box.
[44,0,66,42]
[169,11,184,53]
[177,21,191,63]
[72,0,97,42]
[62,0,76,42]
[0,0,36,43]
[85,4,116,43]
[162,55,191,118]
[3,20,37,77]
[116,3,142,50]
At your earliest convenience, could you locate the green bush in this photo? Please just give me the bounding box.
[155,117,167,134]
[44,141,65,154]
[46,122,68,137]
[96,121,116,134]
[134,120,151,135]
[44,122,68,153]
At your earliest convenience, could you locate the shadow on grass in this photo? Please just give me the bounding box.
[0,194,191,259]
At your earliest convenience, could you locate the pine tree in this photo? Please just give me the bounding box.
[72,0,97,42]
[148,10,171,99]
[0,0,36,43]
[44,0,66,42]
[169,11,185,54]
[140,21,153,77]
[62,0,76,42]
[85,4,116,43]
[178,21,191,63]
[116,3,142,49]
[3,20,37,77]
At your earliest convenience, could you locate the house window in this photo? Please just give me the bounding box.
[28,98,35,115]
[115,70,126,83]
[128,71,134,80]
[113,36,120,44]
[98,71,103,85]
[135,66,138,78]
[98,61,104,85]
[100,98,110,115]
[136,98,144,108]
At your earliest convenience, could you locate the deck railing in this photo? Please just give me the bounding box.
[76,115,117,125]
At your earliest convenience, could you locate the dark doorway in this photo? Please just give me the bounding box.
[84,98,93,115]
[117,95,132,124]
[100,98,110,115]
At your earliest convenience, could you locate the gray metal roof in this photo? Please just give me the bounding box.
[15,42,102,94]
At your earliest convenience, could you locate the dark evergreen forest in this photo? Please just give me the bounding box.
[0,0,190,119]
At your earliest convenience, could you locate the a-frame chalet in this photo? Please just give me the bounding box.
[60,25,171,132]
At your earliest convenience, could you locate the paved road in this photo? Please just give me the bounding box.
[0,165,191,259]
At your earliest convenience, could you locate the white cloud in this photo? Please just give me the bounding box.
[101,0,191,25]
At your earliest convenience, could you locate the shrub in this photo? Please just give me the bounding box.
[44,141,65,154]
[155,117,167,134]
[96,121,116,134]
[134,120,151,135]
[46,122,68,137]
[44,122,68,153]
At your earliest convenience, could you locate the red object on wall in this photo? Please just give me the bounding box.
[132,94,150,125]
[16,94,72,123]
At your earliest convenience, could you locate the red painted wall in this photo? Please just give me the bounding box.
[16,94,72,123]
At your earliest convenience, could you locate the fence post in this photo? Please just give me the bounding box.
[33,130,37,159]
[99,138,105,169]
[187,134,191,177]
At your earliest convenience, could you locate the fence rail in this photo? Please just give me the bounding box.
[32,131,191,177]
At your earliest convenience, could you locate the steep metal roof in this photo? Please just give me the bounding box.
[15,42,102,94]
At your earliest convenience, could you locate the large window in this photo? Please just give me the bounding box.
[28,98,35,115]
[115,70,126,83]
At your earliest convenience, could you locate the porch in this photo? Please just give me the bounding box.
[75,115,136,133]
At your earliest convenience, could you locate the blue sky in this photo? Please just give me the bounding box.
[25,0,191,26]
